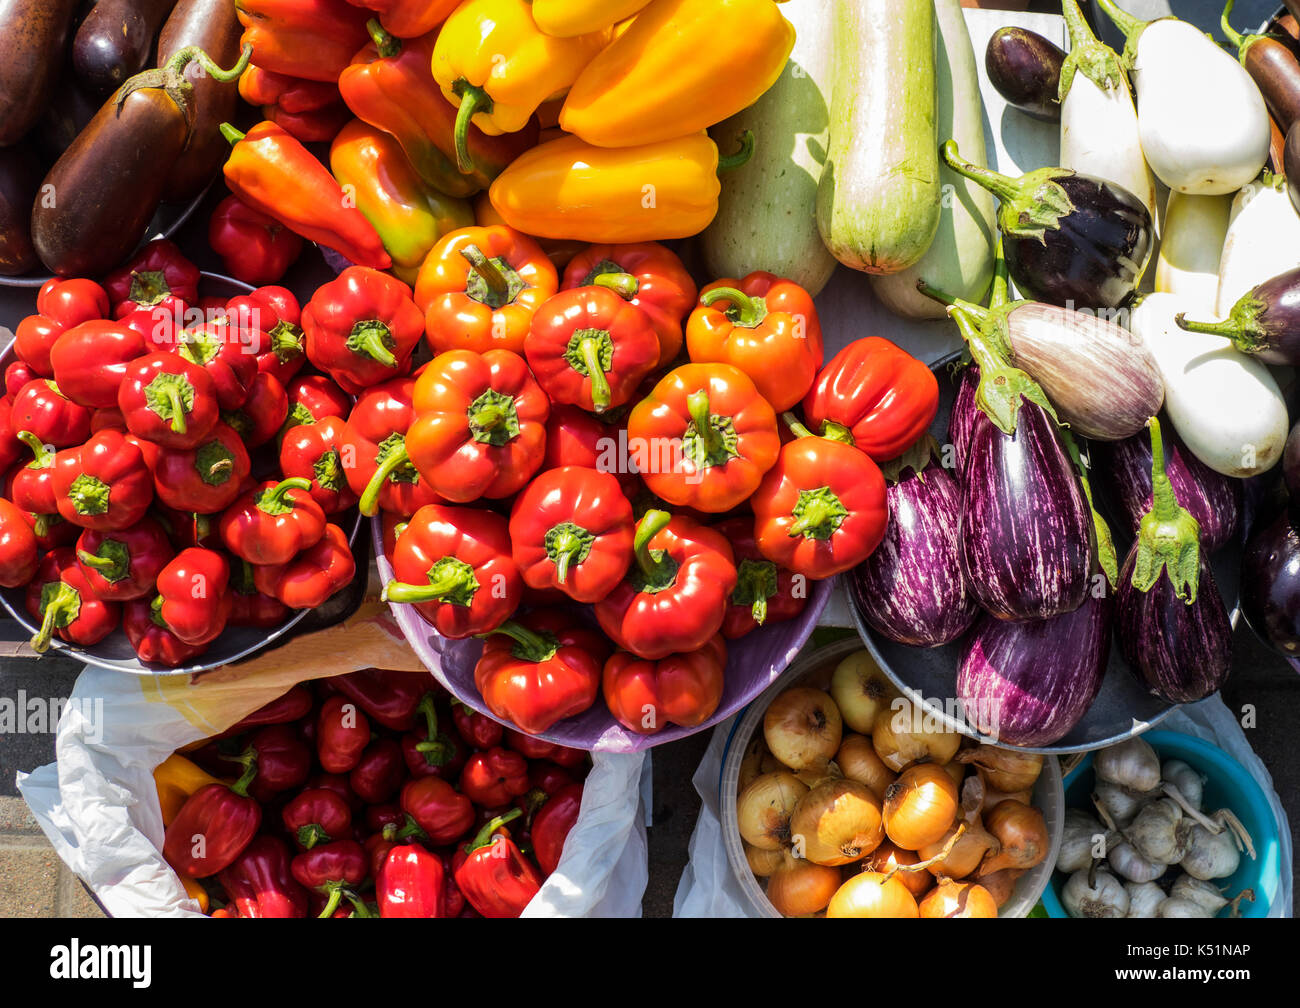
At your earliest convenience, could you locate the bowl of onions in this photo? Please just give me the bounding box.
[720,637,1064,917]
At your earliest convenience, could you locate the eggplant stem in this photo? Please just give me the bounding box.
[1220,0,1246,53]
[1094,0,1146,42]
[939,140,1021,203]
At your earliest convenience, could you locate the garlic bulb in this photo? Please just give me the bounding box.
[1170,875,1229,915]
[1095,737,1162,793]
[1062,866,1129,918]
[1157,897,1213,918]
[1179,822,1241,881]
[1126,881,1167,918]
[1058,809,1107,874]
[1108,840,1167,884]
[1162,759,1204,811]
[1093,782,1150,829]
[1128,798,1185,865]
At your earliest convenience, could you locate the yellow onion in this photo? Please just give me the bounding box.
[871,700,961,772]
[940,761,968,789]
[826,871,919,918]
[917,816,1000,879]
[862,842,934,900]
[764,688,842,771]
[957,746,1044,793]
[737,771,808,850]
[972,866,1024,908]
[919,879,999,918]
[979,800,1049,874]
[745,842,785,877]
[883,763,960,851]
[739,735,769,792]
[976,769,1034,813]
[828,650,899,734]
[765,850,842,917]
[835,733,895,798]
[788,778,884,866]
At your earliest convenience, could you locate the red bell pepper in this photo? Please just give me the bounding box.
[474,608,609,735]
[603,635,728,735]
[402,348,550,503]
[10,380,91,448]
[8,432,72,547]
[25,549,120,653]
[532,781,583,875]
[175,319,262,412]
[244,724,314,802]
[48,322,148,410]
[302,266,424,395]
[594,509,737,660]
[401,694,466,779]
[316,693,371,774]
[290,839,373,918]
[282,786,353,849]
[459,746,530,808]
[349,737,405,804]
[216,835,310,918]
[227,286,306,386]
[346,0,459,39]
[13,278,111,377]
[118,300,188,357]
[150,423,253,516]
[542,403,639,498]
[162,754,262,878]
[223,685,314,737]
[51,430,153,532]
[74,518,173,602]
[283,373,352,433]
[450,699,503,750]
[507,465,634,603]
[712,516,809,639]
[218,477,326,565]
[123,598,209,667]
[230,563,292,627]
[376,842,445,918]
[453,808,542,918]
[381,503,522,639]
[118,352,220,450]
[251,521,356,609]
[278,416,357,515]
[4,361,39,401]
[222,372,289,450]
[209,194,305,286]
[306,772,363,813]
[0,498,39,588]
[801,337,940,462]
[235,0,372,82]
[238,64,350,142]
[561,242,697,368]
[0,401,18,471]
[341,376,444,517]
[154,548,233,646]
[331,667,436,731]
[524,287,660,413]
[504,729,587,768]
[103,239,200,316]
[400,775,474,845]
[529,761,578,797]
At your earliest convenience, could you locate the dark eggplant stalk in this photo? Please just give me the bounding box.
[74,0,180,96]
[1223,0,1300,133]
[1240,508,1300,656]
[957,589,1112,748]
[985,26,1064,123]
[0,146,41,275]
[850,439,977,647]
[31,43,250,277]
[0,0,81,146]
[1116,417,1232,703]
[1174,264,1300,365]
[940,140,1152,311]
[1091,419,1242,553]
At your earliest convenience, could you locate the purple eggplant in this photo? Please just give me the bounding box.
[850,449,977,647]
[1285,418,1300,501]
[1115,418,1232,703]
[948,363,980,477]
[1240,508,1300,657]
[1174,264,1300,365]
[941,141,1152,311]
[985,26,1064,123]
[1091,419,1242,553]
[957,590,1112,747]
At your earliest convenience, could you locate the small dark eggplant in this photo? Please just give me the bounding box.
[0,145,41,276]
[30,76,102,164]
[0,0,81,146]
[985,26,1064,123]
[1175,264,1300,365]
[1223,1,1300,133]
[940,140,1152,311]
[1091,419,1243,553]
[1115,418,1232,704]
[73,0,180,96]
[850,443,977,648]
[1284,417,1300,500]
[1240,508,1300,657]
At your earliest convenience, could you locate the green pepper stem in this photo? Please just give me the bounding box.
[633,509,673,581]
[366,17,402,58]
[17,430,53,467]
[700,287,766,328]
[316,882,345,919]
[297,823,330,850]
[76,550,115,573]
[789,499,834,538]
[391,813,429,842]
[220,122,246,146]
[29,584,79,654]
[716,130,755,174]
[550,532,580,585]
[260,477,314,513]
[781,412,815,440]
[216,747,259,798]
[578,336,612,411]
[452,81,493,176]
[349,321,397,369]
[464,808,524,855]
[359,442,409,518]
[459,244,508,307]
[487,620,555,662]
[686,390,724,462]
[382,561,475,604]
[592,272,639,300]
[163,383,188,435]
[940,140,1021,204]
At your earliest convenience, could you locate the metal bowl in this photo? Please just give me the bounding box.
[0,271,364,675]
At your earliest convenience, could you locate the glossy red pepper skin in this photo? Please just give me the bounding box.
[508,465,634,603]
[222,686,314,740]
[219,477,326,565]
[504,729,586,768]
[14,279,111,377]
[341,376,444,517]
[150,423,253,515]
[49,322,148,410]
[712,516,809,638]
[251,522,356,609]
[74,518,173,602]
[25,549,120,653]
[228,286,306,386]
[8,434,73,547]
[594,509,737,660]
[532,781,583,875]
[283,373,352,433]
[290,839,372,918]
[282,786,354,849]
[10,380,92,448]
[801,337,940,462]
[118,352,220,450]
[4,362,39,402]
[474,608,609,735]
[217,835,310,918]
[382,503,522,639]
[349,737,405,804]
[154,548,233,646]
[451,699,503,750]
[104,239,201,315]
[315,693,371,775]
[278,415,358,514]
[123,598,209,667]
[162,755,262,878]
[245,724,315,802]
[345,0,458,39]
[209,194,305,286]
[400,694,467,780]
[0,402,19,472]
[400,775,473,845]
[530,760,577,797]
[242,65,351,143]
[542,403,639,498]
[119,300,188,356]
[0,498,39,588]
[235,0,372,82]
[52,430,153,532]
[459,746,530,808]
[603,635,728,735]
[176,319,263,412]
[376,842,446,917]
[331,668,436,731]
[453,810,543,918]
[222,372,289,450]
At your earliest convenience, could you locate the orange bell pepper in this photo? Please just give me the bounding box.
[344,0,459,39]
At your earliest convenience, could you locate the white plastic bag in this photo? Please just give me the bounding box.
[17,601,648,918]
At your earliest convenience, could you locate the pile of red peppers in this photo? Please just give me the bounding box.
[159,670,587,918]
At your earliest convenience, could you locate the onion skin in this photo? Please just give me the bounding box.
[765,851,842,917]
[763,688,843,772]
[872,700,962,771]
[836,733,895,799]
[918,818,999,879]
[919,880,999,918]
[1240,509,1300,658]
[851,460,978,647]
[1003,302,1164,441]
[789,778,884,866]
[737,771,809,850]
[956,746,1043,793]
[863,843,934,899]
[826,871,920,918]
[972,866,1024,907]
[883,764,960,851]
[957,590,1111,747]
[980,800,1049,874]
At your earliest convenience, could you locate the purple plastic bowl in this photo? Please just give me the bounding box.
[372,518,834,752]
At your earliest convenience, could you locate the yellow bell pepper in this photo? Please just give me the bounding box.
[431,0,610,173]
[154,753,225,828]
[560,0,794,149]
[532,0,653,38]
[178,872,210,913]
[488,131,753,244]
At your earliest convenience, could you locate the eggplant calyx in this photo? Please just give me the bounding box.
[1059,0,1127,99]
[1060,428,1120,589]
[1094,0,1151,69]
[940,141,1076,244]
[1174,295,1269,355]
[878,434,940,485]
[1219,0,1264,66]
[1131,416,1202,603]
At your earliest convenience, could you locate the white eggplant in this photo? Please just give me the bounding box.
[1216,172,1300,317]
[1058,1,1157,230]
[1155,192,1232,318]
[1096,0,1269,196]
[1128,292,1287,477]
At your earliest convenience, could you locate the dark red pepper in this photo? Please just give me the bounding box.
[458,746,530,808]
[282,786,354,849]
[250,522,356,609]
[376,842,445,918]
[532,782,583,875]
[162,752,262,878]
[400,694,466,780]
[504,729,586,768]
[330,668,436,732]
[154,548,233,646]
[150,423,252,515]
[290,839,372,918]
[452,808,543,918]
[216,834,310,918]
[399,775,473,846]
[316,694,371,774]
[74,517,173,601]
[209,195,305,287]
[244,724,314,803]
[221,371,289,449]
[349,737,405,804]
[123,598,209,667]
[450,699,503,750]
[103,238,201,316]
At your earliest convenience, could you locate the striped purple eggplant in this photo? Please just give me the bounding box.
[948,363,980,476]
[850,459,978,647]
[961,402,1093,621]
[957,589,1112,746]
[1240,508,1300,658]
[1091,421,1242,553]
